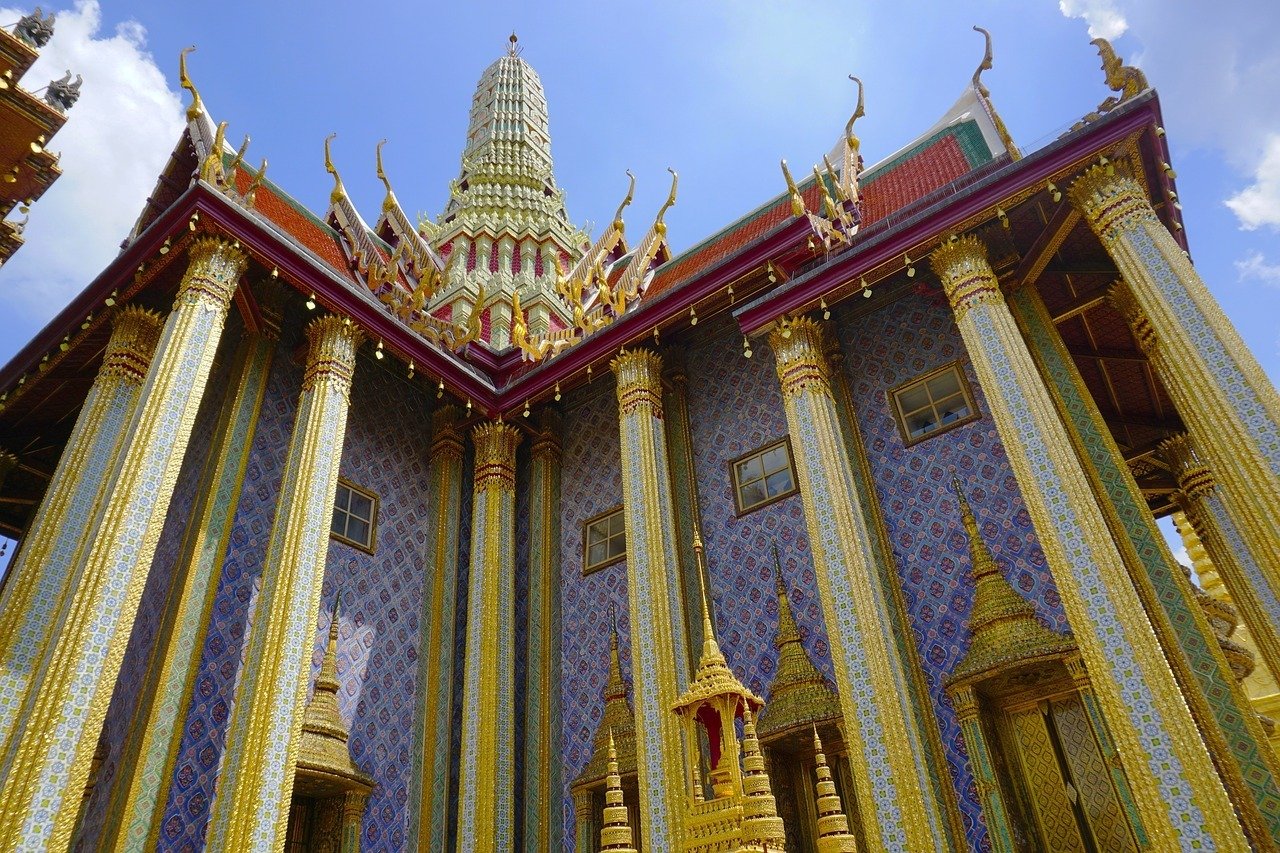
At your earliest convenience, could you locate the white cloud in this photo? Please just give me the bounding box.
[0,1,183,336]
[1235,250,1280,287]
[1226,134,1280,231]
[1058,0,1129,39]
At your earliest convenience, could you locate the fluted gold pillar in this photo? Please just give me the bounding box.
[661,346,707,663]
[0,307,162,749]
[610,348,691,853]
[207,314,362,851]
[456,421,521,853]
[768,317,952,851]
[573,788,597,853]
[950,686,1016,853]
[931,234,1246,850]
[1072,167,1280,624]
[98,327,276,853]
[341,791,367,853]
[410,405,465,853]
[0,237,247,849]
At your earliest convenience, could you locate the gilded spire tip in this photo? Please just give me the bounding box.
[179,45,204,121]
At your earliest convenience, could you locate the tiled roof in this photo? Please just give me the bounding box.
[230,167,353,277]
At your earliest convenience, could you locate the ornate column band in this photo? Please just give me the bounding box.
[99,330,277,853]
[1073,167,1280,619]
[931,235,1246,850]
[0,306,162,754]
[409,406,465,853]
[768,315,950,851]
[0,237,246,850]
[524,412,563,853]
[610,347,690,852]
[1164,433,1280,690]
[207,314,361,852]
[456,420,521,853]
[950,686,1016,853]
[1010,285,1280,846]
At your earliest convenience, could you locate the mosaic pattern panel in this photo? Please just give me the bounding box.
[834,291,1068,851]
[75,334,238,850]
[558,385,632,851]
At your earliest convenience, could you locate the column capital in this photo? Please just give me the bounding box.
[611,348,664,418]
[949,684,979,722]
[768,315,829,399]
[1069,166,1158,244]
[1161,433,1216,501]
[177,236,248,311]
[572,787,594,818]
[930,235,1002,318]
[472,421,521,493]
[1106,281,1158,355]
[1063,653,1091,688]
[661,344,689,387]
[101,306,163,385]
[302,316,362,395]
[531,410,562,462]
[428,405,465,462]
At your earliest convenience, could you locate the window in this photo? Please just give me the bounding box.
[890,362,979,445]
[731,438,798,515]
[583,507,626,574]
[331,479,378,552]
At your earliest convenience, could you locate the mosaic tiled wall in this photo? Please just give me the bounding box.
[833,290,1068,850]
[558,382,631,850]
[445,445,473,853]
[75,325,241,850]
[154,313,436,852]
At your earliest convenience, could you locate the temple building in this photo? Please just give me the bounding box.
[2,20,1280,853]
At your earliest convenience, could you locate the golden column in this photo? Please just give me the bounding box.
[455,421,522,853]
[0,237,247,850]
[930,234,1246,850]
[0,307,161,747]
[610,348,691,852]
[1163,433,1280,683]
[1072,167,1280,615]
[207,314,362,852]
[768,316,951,851]
[411,405,465,853]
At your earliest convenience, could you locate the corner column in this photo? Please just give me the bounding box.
[768,316,951,851]
[610,348,690,852]
[207,314,362,851]
[0,237,247,850]
[950,686,1016,853]
[410,405,465,852]
[931,234,1246,849]
[573,789,598,853]
[456,421,521,853]
[1072,168,1280,611]
[661,345,707,663]
[0,306,161,747]
[524,411,563,852]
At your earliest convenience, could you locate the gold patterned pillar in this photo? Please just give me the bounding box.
[1164,433,1280,687]
[950,686,1017,853]
[661,345,707,663]
[1072,168,1280,608]
[930,234,1246,849]
[456,421,521,853]
[610,348,690,852]
[341,790,368,853]
[0,306,162,751]
[207,314,362,851]
[410,405,465,853]
[768,316,951,851]
[573,788,598,853]
[0,237,247,849]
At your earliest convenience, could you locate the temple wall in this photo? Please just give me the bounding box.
[833,289,1068,850]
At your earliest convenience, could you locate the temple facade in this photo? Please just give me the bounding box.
[0,22,1279,853]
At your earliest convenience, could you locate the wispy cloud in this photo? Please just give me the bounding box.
[1058,0,1129,39]
[1235,249,1280,287]
[1226,134,1280,231]
[0,1,183,352]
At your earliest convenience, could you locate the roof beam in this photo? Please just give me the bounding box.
[1011,204,1079,291]
[1049,291,1107,322]
[1066,344,1147,364]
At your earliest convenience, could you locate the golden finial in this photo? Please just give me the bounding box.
[822,153,848,204]
[324,133,347,204]
[971,27,1022,160]
[178,46,203,120]
[612,170,636,235]
[812,726,858,852]
[951,474,981,542]
[226,134,250,182]
[199,121,228,185]
[1091,37,1148,100]
[844,74,865,156]
[812,164,839,220]
[655,168,678,236]
[507,31,521,57]
[600,729,638,852]
[692,529,720,658]
[244,158,267,207]
[781,159,806,217]
[971,26,994,97]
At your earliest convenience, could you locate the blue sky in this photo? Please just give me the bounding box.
[0,1,1277,568]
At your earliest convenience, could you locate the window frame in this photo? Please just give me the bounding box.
[729,437,800,516]
[582,505,626,575]
[330,477,379,554]
[888,360,980,447]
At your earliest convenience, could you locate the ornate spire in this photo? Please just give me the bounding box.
[738,707,787,851]
[812,727,858,853]
[574,605,637,786]
[758,545,841,741]
[678,531,756,704]
[599,730,638,853]
[948,477,1074,686]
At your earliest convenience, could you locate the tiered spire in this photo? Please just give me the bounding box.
[812,727,858,853]
[574,607,637,786]
[599,731,638,853]
[739,707,787,851]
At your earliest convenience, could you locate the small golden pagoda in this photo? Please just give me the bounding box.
[600,731,639,853]
[810,727,858,853]
[673,533,786,852]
